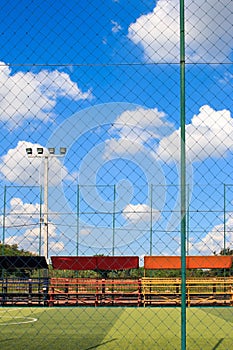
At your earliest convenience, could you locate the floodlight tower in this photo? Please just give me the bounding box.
[26,147,66,262]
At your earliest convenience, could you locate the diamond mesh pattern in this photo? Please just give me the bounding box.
[0,1,233,349]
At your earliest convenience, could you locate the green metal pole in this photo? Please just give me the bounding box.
[38,185,42,280]
[180,0,187,349]
[39,185,42,256]
[2,185,7,256]
[223,184,226,278]
[223,184,226,255]
[75,185,80,279]
[112,184,116,256]
[1,186,7,279]
[186,184,189,255]
[77,184,80,257]
[150,184,153,255]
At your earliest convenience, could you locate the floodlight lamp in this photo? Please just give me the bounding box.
[26,148,33,155]
[60,147,67,155]
[37,147,44,155]
[48,147,55,154]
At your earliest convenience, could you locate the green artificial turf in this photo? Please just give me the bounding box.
[0,307,232,349]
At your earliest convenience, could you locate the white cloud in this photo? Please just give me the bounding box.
[0,141,68,185]
[0,196,57,232]
[156,105,233,162]
[0,196,64,256]
[189,216,233,255]
[219,72,233,85]
[5,223,64,255]
[1,200,64,254]
[128,0,233,63]
[104,138,143,160]
[10,197,40,214]
[0,62,92,128]
[113,107,172,140]
[104,107,173,159]
[0,197,40,228]
[50,241,65,253]
[80,228,92,236]
[122,203,160,224]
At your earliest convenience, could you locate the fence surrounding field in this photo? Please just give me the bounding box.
[1,0,233,349]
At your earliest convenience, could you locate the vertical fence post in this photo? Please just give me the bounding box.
[223,184,227,279]
[1,186,7,279]
[186,184,189,255]
[180,0,187,349]
[1,185,7,256]
[39,185,42,256]
[112,184,116,256]
[223,184,226,255]
[77,184,80,257]
[150,184,153,255]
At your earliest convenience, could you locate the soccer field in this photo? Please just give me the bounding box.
[0,307,233,349]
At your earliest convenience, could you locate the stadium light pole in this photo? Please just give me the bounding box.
[26,147,66,262]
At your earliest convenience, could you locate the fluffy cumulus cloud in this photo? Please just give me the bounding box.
[122,203,160,224]
[0,62,92,128]
[189,216,233,255]
[5,224,64,255]
[105,104,233,164]
[49,241,65,254]
[0,141,68,185]
[112,107,173,141]
[156,105,233,162]
[128,0,233,63]
[104,107,174,159]
[104,138,143,160]
[0,196,65,254]
[0,197,40,228]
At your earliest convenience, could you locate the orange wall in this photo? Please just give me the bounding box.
[144,256,233,269]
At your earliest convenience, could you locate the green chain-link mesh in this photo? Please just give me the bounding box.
[1,1,233,349]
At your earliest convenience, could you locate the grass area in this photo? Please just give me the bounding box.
[0,307,233,349]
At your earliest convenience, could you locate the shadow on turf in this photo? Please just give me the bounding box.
[212,338,224,350]
[84,338,117,350]
[0,338,15,343]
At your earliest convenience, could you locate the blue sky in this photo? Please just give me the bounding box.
[1,0,233,259]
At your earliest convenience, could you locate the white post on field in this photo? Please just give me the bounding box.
[26,146,66,263]
[43,155,49,262]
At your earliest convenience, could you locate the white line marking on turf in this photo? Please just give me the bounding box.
[0,317,38,326]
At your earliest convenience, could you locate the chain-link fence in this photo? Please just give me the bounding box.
[1,0,233,349]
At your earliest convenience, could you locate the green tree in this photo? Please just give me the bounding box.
[0,243,36,278]
[0,243,34,256]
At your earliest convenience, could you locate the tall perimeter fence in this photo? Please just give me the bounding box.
[1,1,233,349]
